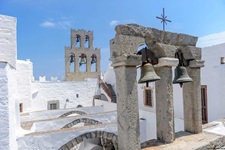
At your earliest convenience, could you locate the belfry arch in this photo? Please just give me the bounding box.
[61,118,102,129]
[59,111,87,118]
[110,24,204,149]
[58,131,118,150]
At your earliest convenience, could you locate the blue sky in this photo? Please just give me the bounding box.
[1,0,225,80]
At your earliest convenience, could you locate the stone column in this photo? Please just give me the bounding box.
[75,56,79,72]
[96,55,100,73]
[86,55,91,72]
[154,57,178,143]
[183,60,204,133]
[65,56,70,73]
[111,55,141,150]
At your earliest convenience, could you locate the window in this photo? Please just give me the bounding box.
[48,100,59,110]
[19,103,23,113]
[144,87,153,107]
[201,85,208,124]
[76,94,79,98]
[50,103,57,110]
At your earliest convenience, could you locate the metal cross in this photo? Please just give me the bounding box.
[156,8,171,31]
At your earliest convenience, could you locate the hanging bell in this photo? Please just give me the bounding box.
[91,59,96,64]
[79,58,86,66]
[173,66,193,86]
[70,55,74,63]
[91,58,96,64]
[85,35,89,42]
[76,38,79,43]
[138,63,161,84]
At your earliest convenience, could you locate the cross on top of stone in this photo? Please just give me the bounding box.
[156,8,171,31]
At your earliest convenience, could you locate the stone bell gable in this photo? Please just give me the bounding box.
[110,24,204,149]
[65,29,100,81]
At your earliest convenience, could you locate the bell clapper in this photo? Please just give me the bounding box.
[179,83,183,88]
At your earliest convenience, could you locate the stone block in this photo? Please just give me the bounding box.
[177,33,198,46]
[154,57,179,68]
[71,139,78,146]
[61,146,69,150]
[189,60,205,68]
[66,141,74,149]
[111,55,141,67]
[147,43,178,58]
[91,131,96,138]
[181,46,202,60]
[103,132,108,139]
[110,35,145,59]
[76,137,82,143]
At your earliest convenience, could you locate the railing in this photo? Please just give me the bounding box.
[99,78,116,103]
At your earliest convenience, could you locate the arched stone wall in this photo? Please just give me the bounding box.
[61,118,102,129]
[58,131,118,150]
[59,111,87,118]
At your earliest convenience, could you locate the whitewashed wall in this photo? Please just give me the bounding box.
[201,43,225,122]
[17,60,33,112]
[31,78,98,111]
[103,64,116,92]
[94,100,117,111]
[0,15,17,68]
[0,15,18,150]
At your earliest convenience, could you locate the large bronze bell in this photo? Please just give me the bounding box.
[173,66,193,85]
[138,63,161,84]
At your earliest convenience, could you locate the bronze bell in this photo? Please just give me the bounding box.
[70,56,74,63]
[79,58,86,66]
[138,63,161,84]
[173,66,193,86]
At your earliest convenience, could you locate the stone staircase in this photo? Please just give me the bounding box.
[99,78,117,103]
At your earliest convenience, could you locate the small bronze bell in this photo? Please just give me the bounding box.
[138,63,161,84]
[91,54,97,64]
[173,66,193,87]
[79,58,86,66]
[91,58,96,64]
[70,55,74,63]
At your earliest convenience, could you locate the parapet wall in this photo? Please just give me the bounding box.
[0,15,17,68]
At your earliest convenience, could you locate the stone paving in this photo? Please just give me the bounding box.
[141,131,225,150]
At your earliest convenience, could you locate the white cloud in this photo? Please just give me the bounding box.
[40,21,56,27]
[109,19,136,26]
[197,31,225,48]
[110,20,119,26]
[40,16,75,30]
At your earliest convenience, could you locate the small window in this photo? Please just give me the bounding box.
[201,85,208,124]
[76,94,79,98]
[48,100,59,110]
[50,103,57,110]
[19,103,23,113]
[144,87,153,107]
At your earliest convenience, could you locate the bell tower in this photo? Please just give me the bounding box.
[65,29,100,81]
